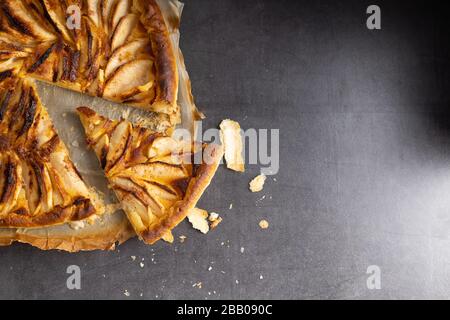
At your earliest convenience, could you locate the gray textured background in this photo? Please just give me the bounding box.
[2,0,450,299]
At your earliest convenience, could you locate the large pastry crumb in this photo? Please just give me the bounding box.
[187,208,210,234]
[249,174,267,192]
[188,209,224,233]
[220,119,245,172]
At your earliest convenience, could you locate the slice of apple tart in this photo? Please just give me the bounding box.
[0,76,102,228]
[0,0,179,127]
[77,107,223,244]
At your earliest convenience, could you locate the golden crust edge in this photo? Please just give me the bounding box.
[140,144,224,244]
[140,0,179,118]
[0,214,135,252]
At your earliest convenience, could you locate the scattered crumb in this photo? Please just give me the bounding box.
[71,140,80,148]
[140,262,144,268]
[260,275,264,280]
[259,219,269,229]
[179,235,187,243]
[208,212,222,230]
[124,290,130,297]
[140,293,143,297]
[221,242,225,246]
[131,256,136,261]
[220,119,245,172]
[193,282,203,289]
[229,203,233,210]
[208,212,219,222]
[210,217,222,230]
[62,112,67,118]
[249,174,267,192]
[240,247,245,253]
[188,208,210,234]
[235,280,239,284]
[208,266,213,271]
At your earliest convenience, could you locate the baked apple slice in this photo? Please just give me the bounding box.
[0,76,102,228]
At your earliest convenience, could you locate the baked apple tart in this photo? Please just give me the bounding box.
[0,76,101,228]
[77,107,223,244]
[0,0,179,126]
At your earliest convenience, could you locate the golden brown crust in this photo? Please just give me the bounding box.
[141,144,223,244]
[0,210,135,252]
[138,0,178,117]
[77,107,223,245]
[0,78,100,228]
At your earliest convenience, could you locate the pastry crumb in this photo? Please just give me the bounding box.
[210,217,222,230]
[105,203,122,215]
[249,174,266,192]
[208,266,213,271]
[124,290,130,297]
[131,256,136,261]
[188,208,210,234]
[192,282,202,289]
[259,219,269,229]
[140,262,144,268]
[179,235,187,243]
[260,275,264,280]
[220,119,245,172]
[229,203,233,210]
[240,247,245,253]
[208,212,219,222]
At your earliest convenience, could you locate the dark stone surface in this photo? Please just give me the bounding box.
[1,0,450,299]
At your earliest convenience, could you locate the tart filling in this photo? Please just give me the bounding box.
[0,77,101,228]
[0,0,179,126]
